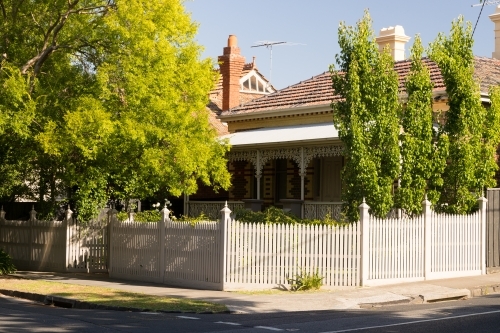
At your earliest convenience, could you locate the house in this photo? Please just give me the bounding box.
[186,11,500,220]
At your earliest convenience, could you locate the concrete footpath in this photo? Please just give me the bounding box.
[3,271,500,313]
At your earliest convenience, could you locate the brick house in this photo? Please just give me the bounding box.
[186,14,500,220]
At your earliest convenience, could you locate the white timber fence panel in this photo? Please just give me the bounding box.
[108,206,226,290]
[163,219,224,290]
[0,206,69,272]
[0,205,110,273]
[361,197,487,287]
[108,209,163,283]
[223,215,360,290]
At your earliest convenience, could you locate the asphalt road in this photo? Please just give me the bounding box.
[1,293,500,332]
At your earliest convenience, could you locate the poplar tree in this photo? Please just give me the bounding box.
[330,11,400,221]
[396,35,448,216]
[429,16,500,213]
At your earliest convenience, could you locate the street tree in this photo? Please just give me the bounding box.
[330,11,401,221]
[0,0,231,219]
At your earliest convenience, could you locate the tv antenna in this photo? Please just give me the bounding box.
[471,0,499,36]
[472,0,500,6]
[251,41,303,84]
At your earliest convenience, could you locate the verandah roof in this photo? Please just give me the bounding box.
[220,123,339,147]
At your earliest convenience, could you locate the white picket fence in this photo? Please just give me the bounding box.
[361,198,486,286]
[1,197,487,291]
[225,221,360,289]
[108,197,487,290]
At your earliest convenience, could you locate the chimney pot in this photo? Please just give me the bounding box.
[375,25,410,62]
[228,35,238,47]
[489,5,500,59]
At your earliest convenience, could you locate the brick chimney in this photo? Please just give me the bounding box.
[375,25,410,62]
[490,6,500,59]
[218,35,245,111]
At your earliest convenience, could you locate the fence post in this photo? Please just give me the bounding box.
[29,205,36,267]
[423,196,432,280]
[64,206,73,271]
[220,201,231,291]
[478,196,488,275]
[159,205,170,282]
[359,198,369,286]
[107,208,118,274]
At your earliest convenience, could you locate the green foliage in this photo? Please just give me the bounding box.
[330,11,400,221]
[429,16,500,213]
[116,211,128,222]
[134,210,162,223]
[0,248,16,275]
[287,269,323,291]
[0,0,231,216]
[234,207,347,226]
[174,212,213,226]
[396,35,448,216]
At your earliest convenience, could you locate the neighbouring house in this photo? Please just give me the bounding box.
[186,11,500,220]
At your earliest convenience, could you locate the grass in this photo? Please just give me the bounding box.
[0,278,228,313]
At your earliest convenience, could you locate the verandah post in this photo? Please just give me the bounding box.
[359,198,369,286]
[422,196,432,280]
[478,196,487,275]
[220,202,231,291]
[159,205,170,283]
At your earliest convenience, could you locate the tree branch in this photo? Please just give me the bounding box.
[21,1,112,77]
[0,0,6,20]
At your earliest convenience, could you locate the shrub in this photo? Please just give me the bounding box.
[133,210,161,222]
[235,207,347,226]
[0,248,16,275]
[287,269,323,291]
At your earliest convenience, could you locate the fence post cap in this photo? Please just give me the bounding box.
[29,205,37,221]
[478,196,488,203]
[161,206,171,221]
[65,205,73,219]
[220,201,232,213]
[358,197,369,209]
[422,195,431,206]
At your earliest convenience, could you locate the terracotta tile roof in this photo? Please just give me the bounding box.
[221,56,500,116]
[207,107,229,136]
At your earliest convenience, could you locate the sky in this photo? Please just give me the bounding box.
[184,0,498,90]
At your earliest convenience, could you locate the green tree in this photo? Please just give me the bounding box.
[429,16,500,213]
[396,35,448,216]
[0,0,231,220]
[330,11,400,221]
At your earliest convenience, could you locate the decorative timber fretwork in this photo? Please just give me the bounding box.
[259,148,302,176]
[227,145,344,180]
[227,151,258,169]
[303,145,344,173]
